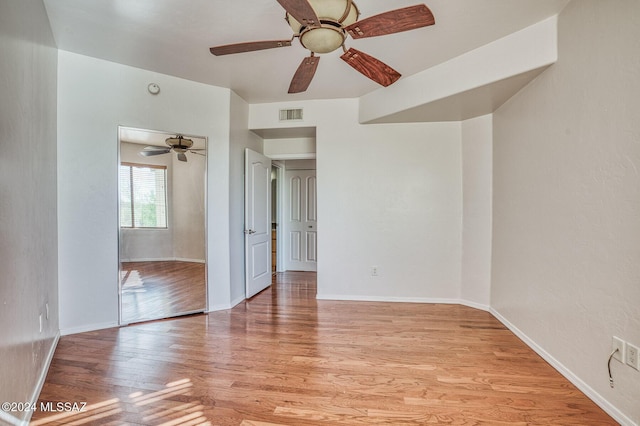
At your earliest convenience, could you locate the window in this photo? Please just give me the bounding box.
[120,163,168,228]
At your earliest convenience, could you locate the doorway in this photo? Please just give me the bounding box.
[283,167,317,271]
[272,159,317,273]
[118,126,207,324]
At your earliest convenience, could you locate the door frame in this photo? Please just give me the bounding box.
[272,161,286,273]
[269,157,318,274]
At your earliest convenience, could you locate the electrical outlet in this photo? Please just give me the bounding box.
[612,336,625,362]
[626,343,639,370]
[371,266,378,277]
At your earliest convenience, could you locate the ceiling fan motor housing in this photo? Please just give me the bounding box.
[287,0,360,53]
[165,135,194,152]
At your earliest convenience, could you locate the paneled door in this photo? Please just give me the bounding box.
[244,149,271,298]
[284,169,317,271]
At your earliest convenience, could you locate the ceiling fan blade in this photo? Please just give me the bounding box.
[345,4,435,39]
[177,153,188,162]
[190,151,206,157]
[340,48,401,87]
[140,147,171,157]
[210,40,292,56]
[276,0,319,27]
[288,55,320,94]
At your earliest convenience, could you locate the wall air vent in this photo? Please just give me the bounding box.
[279,108,303,121]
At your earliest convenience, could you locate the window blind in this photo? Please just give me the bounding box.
[119,163,167,228]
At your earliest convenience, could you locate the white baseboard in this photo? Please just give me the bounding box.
[121,257,205,263]
[460,299,490,312]
[120,257,174,262]
[175,258,206,264]
[208,304,232,312]
[0,332,62,426]
[208,295,246,312]
[316,294,462,305]
[60,321,118,336]
[490,308,637,426]
[23,331,61,425]
[316,295,490,313]
[0,408,21,426]
[230,295,246,308]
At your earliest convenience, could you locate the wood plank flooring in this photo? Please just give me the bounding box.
[33,272,615,425]
[121,261,206,324]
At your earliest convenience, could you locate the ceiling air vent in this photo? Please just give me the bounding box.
[279,108,303,121]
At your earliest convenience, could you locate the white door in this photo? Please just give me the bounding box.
[284,169,317,271]
[244,149,271,298]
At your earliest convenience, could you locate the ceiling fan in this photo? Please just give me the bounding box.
[209,0,435,93]
[139,135,205,162]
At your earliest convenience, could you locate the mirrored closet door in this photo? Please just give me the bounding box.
[118,126,207,324]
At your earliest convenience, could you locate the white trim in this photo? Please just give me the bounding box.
[490,308,638,426]
[316,294,462,305]
[120,257,205,263]
[230,295,246,309]
[207,295,246,312]
[316,295,490,313]
[266,153,316,160]
[174,258,206,264]
[208,295,244,312]
[24,332,61,425]
[460,299,490,312]
[0,408,21,426]
[0,332,61,426]
[208,304,233,312]
[60,321,118,336]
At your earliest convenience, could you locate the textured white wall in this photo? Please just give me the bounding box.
[171,143,206,262]
[57,51,232,333]
[461,115,492,309]
[251,99,463,302]
[228,92,263,306]
[316,101,462,301]
[264,137,316,157]
[492,1,640,424]
[0,2,58,425]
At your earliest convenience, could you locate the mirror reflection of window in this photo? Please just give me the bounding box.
[119,163,168,228]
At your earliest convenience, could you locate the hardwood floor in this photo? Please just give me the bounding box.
[33,272,615,425]
[120,261,206,324]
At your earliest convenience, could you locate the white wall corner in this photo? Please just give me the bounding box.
[460,114,493,308]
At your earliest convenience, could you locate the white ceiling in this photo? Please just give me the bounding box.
[43,0,568,104]
[119,126,206,148]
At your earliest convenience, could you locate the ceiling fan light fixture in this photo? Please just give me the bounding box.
[287,0,359,53]
[299,23,345,53]
[165,135,193,150]
[209,2,436,94]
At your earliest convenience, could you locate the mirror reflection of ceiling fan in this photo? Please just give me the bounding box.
[209,0,435,93]
[139,135,205,162]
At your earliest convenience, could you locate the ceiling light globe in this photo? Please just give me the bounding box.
[300,25,346,54]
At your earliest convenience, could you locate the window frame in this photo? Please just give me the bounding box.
[119,161,169,229]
